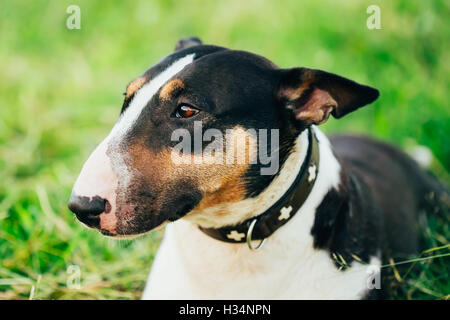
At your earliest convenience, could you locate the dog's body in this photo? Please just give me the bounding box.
[143,129,378,299]
[142,129,443,299]
[68,38,448,299]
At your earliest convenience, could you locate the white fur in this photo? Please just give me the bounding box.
[410,145,433,168]
[72,54,196,219]
[142,126,381,299]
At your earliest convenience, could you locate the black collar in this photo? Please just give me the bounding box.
[199,127,320,248]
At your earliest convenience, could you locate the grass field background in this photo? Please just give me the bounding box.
[0,0,448,299]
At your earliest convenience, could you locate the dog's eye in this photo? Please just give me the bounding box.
[173,104,200,118]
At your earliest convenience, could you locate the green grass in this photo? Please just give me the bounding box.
[0,0,448,299]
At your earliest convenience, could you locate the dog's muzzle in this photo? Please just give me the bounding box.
[68,137,120,234]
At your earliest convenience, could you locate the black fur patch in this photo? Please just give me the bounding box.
[311,167,382,270]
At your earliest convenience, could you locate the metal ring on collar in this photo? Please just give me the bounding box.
[246,218,265,251]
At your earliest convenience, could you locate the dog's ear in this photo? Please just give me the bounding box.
[277,67,379,125]
[174,37,203,51]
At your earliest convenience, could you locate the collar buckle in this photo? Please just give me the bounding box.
[246,218,265,251]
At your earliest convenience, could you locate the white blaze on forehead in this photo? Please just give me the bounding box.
[110,53,195,139]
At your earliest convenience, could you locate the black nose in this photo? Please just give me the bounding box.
[68,194,106,228]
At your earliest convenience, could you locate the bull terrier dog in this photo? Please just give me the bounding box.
[68,37,449,299]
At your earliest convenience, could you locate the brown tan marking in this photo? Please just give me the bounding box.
[126,126,257,217]
[279,69,315,101]
[159,79,185,101]
[192,126,258,214]
[126,76,147,99]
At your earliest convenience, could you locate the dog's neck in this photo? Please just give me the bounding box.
[184,128,313,229]
[166,126,342,268]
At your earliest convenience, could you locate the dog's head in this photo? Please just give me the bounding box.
[68,37,378,237]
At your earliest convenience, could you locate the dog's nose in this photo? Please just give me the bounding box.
[68,194,107,228]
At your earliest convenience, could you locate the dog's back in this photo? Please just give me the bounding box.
[330,135,449,260]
